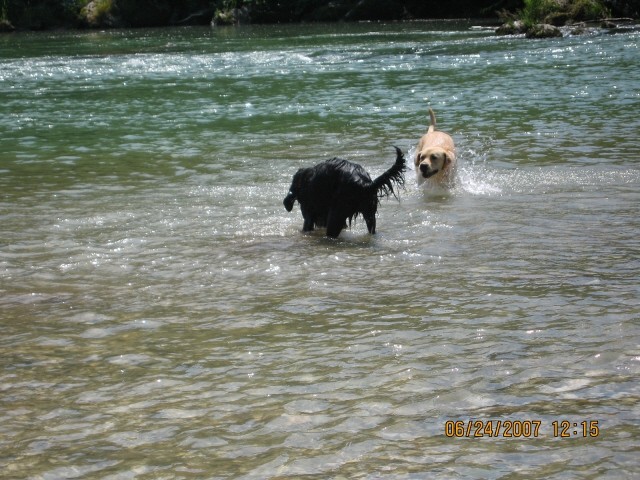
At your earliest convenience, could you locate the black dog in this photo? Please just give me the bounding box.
[283,147,406,238]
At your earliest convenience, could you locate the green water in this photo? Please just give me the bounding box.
[1,22,639,479]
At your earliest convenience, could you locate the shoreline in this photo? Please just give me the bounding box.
[1,16,637,41]
[0,17,506,34]
[2,0,637,33]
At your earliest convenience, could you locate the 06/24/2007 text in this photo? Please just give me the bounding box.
[444,420,600,438]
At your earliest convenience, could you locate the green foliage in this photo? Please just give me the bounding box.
[519,0,610,26]
[519,0,561,26]
[93,0,113,18]
[80,0,114,26]
[568,0,610,20]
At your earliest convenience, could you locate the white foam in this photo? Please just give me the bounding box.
[407,145,503,197]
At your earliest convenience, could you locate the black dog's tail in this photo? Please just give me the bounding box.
[370,146,406,199]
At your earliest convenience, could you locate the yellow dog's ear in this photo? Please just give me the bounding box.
[445,152,454,165]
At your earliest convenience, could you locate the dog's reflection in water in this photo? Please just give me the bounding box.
[284,147,406,238]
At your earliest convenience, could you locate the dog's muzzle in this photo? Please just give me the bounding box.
[420,163,439,179]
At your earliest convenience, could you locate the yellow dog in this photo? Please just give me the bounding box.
[415,107,456,188]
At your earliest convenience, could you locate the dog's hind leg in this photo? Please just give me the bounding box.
[302,216,315,232]
[365,215,376,234]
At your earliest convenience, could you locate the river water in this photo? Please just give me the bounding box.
[1,21,639,479]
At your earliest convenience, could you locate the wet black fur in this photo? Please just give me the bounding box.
[283,147,406,238]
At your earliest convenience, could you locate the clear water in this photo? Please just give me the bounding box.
[1,22,639,479]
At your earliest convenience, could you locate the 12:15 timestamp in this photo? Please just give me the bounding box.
[444,419,600,438]
[553,420,600,438]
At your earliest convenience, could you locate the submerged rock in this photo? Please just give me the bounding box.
[526,23,563,38]
[496,20,562,38]
[495,20,527,35]
[495,21,563,38]
[601,17,640,33]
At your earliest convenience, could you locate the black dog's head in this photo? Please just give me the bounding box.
[283,167,313,212]
[283,192,296,212]
[283,147,405,238]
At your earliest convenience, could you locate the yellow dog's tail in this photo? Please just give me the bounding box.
[428,107,437,133]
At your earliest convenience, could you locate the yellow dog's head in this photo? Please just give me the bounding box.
[415,146,455,181]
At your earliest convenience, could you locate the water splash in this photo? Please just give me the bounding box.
[407,145,503,197]
[456,148,503,196]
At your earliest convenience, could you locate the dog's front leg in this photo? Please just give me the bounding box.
[299,206,315,232]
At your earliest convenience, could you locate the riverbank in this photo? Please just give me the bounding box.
[495,0,638,37]
[1,0,511,31]
[0,0,637,32]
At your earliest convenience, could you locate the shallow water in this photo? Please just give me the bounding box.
[1,21,639,479]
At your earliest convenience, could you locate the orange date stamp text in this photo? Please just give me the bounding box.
[444,420,600,438]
